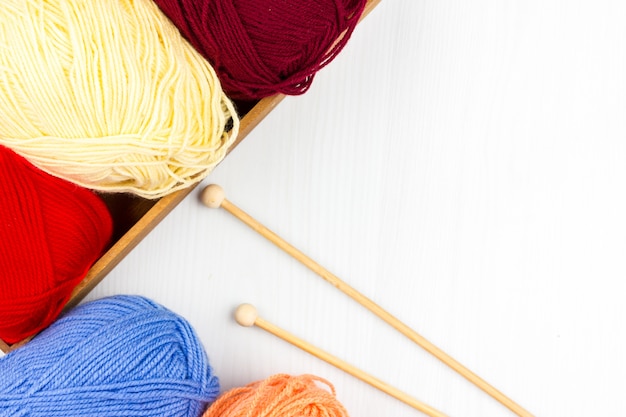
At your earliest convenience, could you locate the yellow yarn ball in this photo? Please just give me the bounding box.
[0,0,239,199]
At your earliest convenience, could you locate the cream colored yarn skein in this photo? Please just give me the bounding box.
[0,0,239,199]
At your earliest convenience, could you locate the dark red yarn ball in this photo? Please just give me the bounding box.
[153,0,368,101]
[0,146,113,344]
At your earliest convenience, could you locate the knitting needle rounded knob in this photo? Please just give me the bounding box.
[235,303,258,327]
[200,184,225,208]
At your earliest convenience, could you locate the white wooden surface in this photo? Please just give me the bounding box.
[81,1,625,416]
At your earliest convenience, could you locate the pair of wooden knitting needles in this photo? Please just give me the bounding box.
[201,184,533,417]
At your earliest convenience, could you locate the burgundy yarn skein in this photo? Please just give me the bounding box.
[154,0,368,101]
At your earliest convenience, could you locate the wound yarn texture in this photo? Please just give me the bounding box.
[0,0,239,199]
[153,0,368,101]
[203,374,349,417]
[0,295,220,416]
[0,145,112,345]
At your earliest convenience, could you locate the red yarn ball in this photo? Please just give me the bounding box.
[0,146,113,344]
[154,0,368,101]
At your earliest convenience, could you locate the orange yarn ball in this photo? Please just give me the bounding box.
[203,374,349,417]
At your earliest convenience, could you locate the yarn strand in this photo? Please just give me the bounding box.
[203,374,349,417]
[153,0,368,100]
[0,145,113,344]
[0,295,219,416]
[0,0,239,199]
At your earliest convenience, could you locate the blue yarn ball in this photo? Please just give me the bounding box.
[0,295,219,417]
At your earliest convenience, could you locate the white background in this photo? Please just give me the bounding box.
[77,1,626,416]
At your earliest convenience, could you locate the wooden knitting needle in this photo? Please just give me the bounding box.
[235,303,448,417]
[201,184,533,417]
